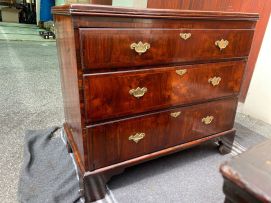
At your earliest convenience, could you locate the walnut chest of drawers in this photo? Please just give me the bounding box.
[52,4,258,202]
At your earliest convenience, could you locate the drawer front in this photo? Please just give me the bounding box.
[84,61,245,123]
[80,28,253,70]
[90,98,237,169]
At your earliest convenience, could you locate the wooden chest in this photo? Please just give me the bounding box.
[220,139,271,203]
[52,4,258,202]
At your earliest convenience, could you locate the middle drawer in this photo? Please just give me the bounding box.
[84,60,245,123]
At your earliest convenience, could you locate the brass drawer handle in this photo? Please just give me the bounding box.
[129,133,145,143]
[202,116,214,125]
[170,111,181,118]
[215,39,229,51]
[129,87,147,98]
[208,76,221,86]
[176,69,187,76]
[180,33,191,40]
[130,41,150,55]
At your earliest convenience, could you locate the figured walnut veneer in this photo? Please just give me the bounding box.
[53,4,258,202]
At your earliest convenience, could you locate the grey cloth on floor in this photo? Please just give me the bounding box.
[17,127,82,203]
[18,123,267,203]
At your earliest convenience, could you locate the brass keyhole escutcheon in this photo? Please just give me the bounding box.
[129,133,145,143]
[170,111,181,118]
[176,69,187,76]
[208,77,221,86]
[130,41,150,55]
[180,33,191,40]
[215,39,229,51]
[202,116,214,125]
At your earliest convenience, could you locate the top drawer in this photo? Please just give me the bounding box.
[79,28,254,70]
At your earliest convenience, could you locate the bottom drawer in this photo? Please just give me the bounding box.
[89,98,237,169]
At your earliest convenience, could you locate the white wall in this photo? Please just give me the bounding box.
[238,16,271,124]
[113,0,147,8]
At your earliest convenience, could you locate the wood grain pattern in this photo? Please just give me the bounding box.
[52,4,257,202]
[222,178,261,203]
[73,16,256,30]
[81,129,235,202]
[90,97,237,169]
[84,61,245,123]
[54,15,89,169]
[147,0,270,102]
[52,4,258,20]
[80,28,254,70]
[220,139,271,202]
[147,0,244,10]
[90,0,112,5]
[64,123,85,173]
[89,129,236,174]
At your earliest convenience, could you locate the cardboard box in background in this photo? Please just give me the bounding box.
[1,7,21,23]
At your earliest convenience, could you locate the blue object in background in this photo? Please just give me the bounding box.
[40,0,55,21]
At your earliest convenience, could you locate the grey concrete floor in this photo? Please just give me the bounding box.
[0,40,64,202]
[1,39,271,202]
[235,112,271,139]
[0,22,55,41]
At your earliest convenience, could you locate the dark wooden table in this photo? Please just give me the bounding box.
[220,139,271,203]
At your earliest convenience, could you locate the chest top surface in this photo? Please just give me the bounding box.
[52,4,258,20]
